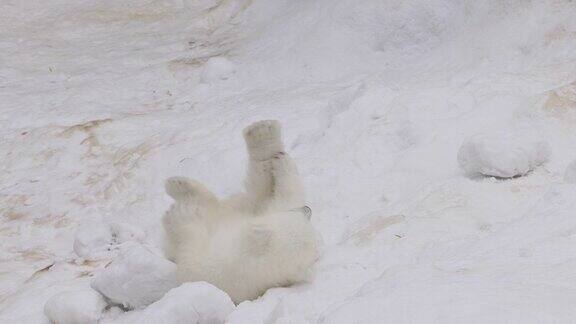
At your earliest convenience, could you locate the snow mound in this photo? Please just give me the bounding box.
[200,56,236,83]
[44,289,107,324]
[91,243,177,309]
[135,282,235,324]
[457,132,550,178]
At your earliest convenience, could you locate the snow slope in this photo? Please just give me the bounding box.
[1,0,576,322]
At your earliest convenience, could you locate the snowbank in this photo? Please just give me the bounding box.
[44,289,107,324]
[457,132,550,178]
[91,243,177,309]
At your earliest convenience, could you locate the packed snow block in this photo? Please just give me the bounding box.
[136,282,235,324]
[91,243,178,309]
[457,132,550,178]
[44,289,107,324]
[200,56,235,83]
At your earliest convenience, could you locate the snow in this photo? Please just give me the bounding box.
[91,243,177,309]
[457,132,550,178]
[44,289,106,324]
[2,0,576,323]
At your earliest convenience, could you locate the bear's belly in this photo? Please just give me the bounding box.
[175,216,317,303]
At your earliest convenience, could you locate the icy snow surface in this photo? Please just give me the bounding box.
[2,0,576,323]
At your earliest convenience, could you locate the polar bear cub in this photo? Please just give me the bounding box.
[163,120,318,303]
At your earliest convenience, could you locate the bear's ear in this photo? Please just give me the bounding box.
[292,206,311,220]
[302,206,312,219]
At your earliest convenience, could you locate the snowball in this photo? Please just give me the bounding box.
[73,217,113,261]
[91,243,177,309]
[564,160,576,183]
[457,132,550,178]
[44,289,107,324]
[136,282,235,324]
[200,57,235,83]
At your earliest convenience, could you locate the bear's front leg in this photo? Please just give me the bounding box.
[243,120,284,161]
[242,120,305,213]
[269,152,305,211]
[242,120,284,213]
[163,177,219,260]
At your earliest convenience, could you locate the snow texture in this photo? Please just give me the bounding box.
[91,244,177,309]
[44,289,107,324]
[2,0,576,323]
[457,132,550,178]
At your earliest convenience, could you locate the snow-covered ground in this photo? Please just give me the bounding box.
[2,0,576,322]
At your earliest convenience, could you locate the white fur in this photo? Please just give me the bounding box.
[163,120,318,303]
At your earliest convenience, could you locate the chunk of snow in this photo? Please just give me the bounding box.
[91,243,178,309]
[44,289,107,324]
[200,57,235,83]
[136,282,235,324]
[457,132,550,178]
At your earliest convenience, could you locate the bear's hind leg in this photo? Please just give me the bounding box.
[163,177,219,260]
[165,177,218,204]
